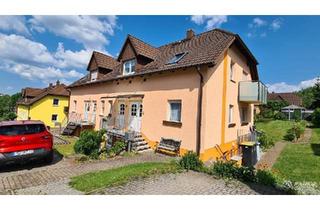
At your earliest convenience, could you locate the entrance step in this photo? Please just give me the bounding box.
[131,135,151,152]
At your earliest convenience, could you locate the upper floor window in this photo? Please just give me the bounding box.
[230,60,235,81]
[228,104,234,124]
[73,100,77,112]
[101,100,105,115]
[123,59,136,75]
[91,70,98,82]
[53,98,59,106]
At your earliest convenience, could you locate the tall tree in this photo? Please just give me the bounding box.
[312,77,320,109]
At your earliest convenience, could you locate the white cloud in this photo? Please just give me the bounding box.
[55,42,92,69]
[191,15,228,30]
[270,18,283,31]
[0,33,85,84]
[267,77,318,93]
[29,15,118,50]
[249,17,267,28]
[0,16,30,35]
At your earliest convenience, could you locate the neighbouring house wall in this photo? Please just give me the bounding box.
[17,105,29,120]
[70,68,200,152]
[26,95,69,128]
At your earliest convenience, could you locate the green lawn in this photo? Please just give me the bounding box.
[255,120,295,142]
[54,136,77,157]
[69,162,180,193]
[273,128,320,183]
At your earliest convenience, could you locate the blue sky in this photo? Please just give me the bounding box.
[0,15,319,95]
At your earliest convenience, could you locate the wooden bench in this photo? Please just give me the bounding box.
[155,138,181,156]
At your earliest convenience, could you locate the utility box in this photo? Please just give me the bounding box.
[240,141,258,167]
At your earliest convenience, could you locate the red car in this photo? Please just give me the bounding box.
[0,120,54,166]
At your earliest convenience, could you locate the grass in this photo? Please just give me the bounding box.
[255,120,295,143]
[54,136,77,157]
[273,128,320,183]
[69,162,180,193]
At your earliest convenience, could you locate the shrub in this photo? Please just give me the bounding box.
[109,140,126,156]
[284,128,296,141]
[211,161,255,182]
[292,109,302,121]
[74,130,101,158]
[274,112,286,120]
[256,170,277,187]
[257,130,274,150]
[179,151,203,171]
[312,108,320,128]
[284,122,305,141]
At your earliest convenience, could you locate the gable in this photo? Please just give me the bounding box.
[118,41,136,62]
[88,56,98,71]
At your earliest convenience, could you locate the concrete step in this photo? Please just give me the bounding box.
[135,144,150,151]
[137,148,153,153]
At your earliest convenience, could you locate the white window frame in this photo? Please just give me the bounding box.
[228,104,234,124]
[230,60,235,81]
[168,100,182,123]
[123,59,136,75]
[91,70,98,82]
[53,98,59,106]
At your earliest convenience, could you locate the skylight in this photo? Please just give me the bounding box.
[167,52,187,64]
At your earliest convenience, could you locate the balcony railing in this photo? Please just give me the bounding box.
[68,112,96,125]
[239,81,267,104]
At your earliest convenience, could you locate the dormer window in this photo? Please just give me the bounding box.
[91,70,98,82]
[123,59,136,75]
[167,52,187,64]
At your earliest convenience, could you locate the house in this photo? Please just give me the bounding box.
[67,28,267,161]
[16,81,70,128]
[268,92,302,106]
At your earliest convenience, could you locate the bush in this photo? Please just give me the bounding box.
[257,130,274,150]
[274,112,286,120]
[74,130,101,158]
[109,140,126,156]
[211,161,255,182]
[284,122,305,141]
[284,128,296,141]
[292,109,302,122]
[256,170,277,187]
[312,108,320,128]
[179,151,203,171]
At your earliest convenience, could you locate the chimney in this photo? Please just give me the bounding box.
[186,29,195,40]
[56,80,60,86]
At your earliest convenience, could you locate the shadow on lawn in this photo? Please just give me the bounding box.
[311,143,320,156]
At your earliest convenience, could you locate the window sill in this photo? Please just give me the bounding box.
[228,123,236,128]
[241,122,249,126]
[163,120,182,127]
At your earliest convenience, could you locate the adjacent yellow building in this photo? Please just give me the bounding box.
[16,81,70,128]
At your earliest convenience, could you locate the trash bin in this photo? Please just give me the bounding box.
[240,141,257,167]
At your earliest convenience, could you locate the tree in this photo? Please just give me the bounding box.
[311,77,320,109]
[0,92,22,121]
[312,108,320,127]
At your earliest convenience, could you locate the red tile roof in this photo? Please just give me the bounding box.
[268,92,302,106]
[87,51,120,71]
[70,28,259,88]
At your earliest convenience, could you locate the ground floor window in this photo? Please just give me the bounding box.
[168,100,182,122]
[51,114,58,122]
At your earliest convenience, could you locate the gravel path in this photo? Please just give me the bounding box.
[294,128,312,144]
[256,141,288,169]
[97,171,283,195]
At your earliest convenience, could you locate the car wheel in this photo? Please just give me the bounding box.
[44,150,54,164]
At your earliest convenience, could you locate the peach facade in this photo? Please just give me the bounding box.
[69,46,255,161]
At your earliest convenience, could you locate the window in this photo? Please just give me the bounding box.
[167,52,187,64]
[0,124,46,136]
[92,101,97,113]
[53,98,59,106]
[73,100,77,112]
[51,114,58,122]
[119,104,125,115]
[139,104,143,117]
[169,100,182,122]
[230,60,235,81]
[242,70,248,81]
[241,106,248,123]
[131,104,137,116]
[228,105,234,124]
[91,70,98,82]
[101,100,105,115]
[123,59,136,75]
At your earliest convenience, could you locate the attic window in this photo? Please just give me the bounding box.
[123,59,136,75]
[167,52,187,64]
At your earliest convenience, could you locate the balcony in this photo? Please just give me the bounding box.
[239,81,267,104]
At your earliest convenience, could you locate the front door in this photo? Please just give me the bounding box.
[129,102,143,132]
[84,101,90,122]
[116,103,126,130]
